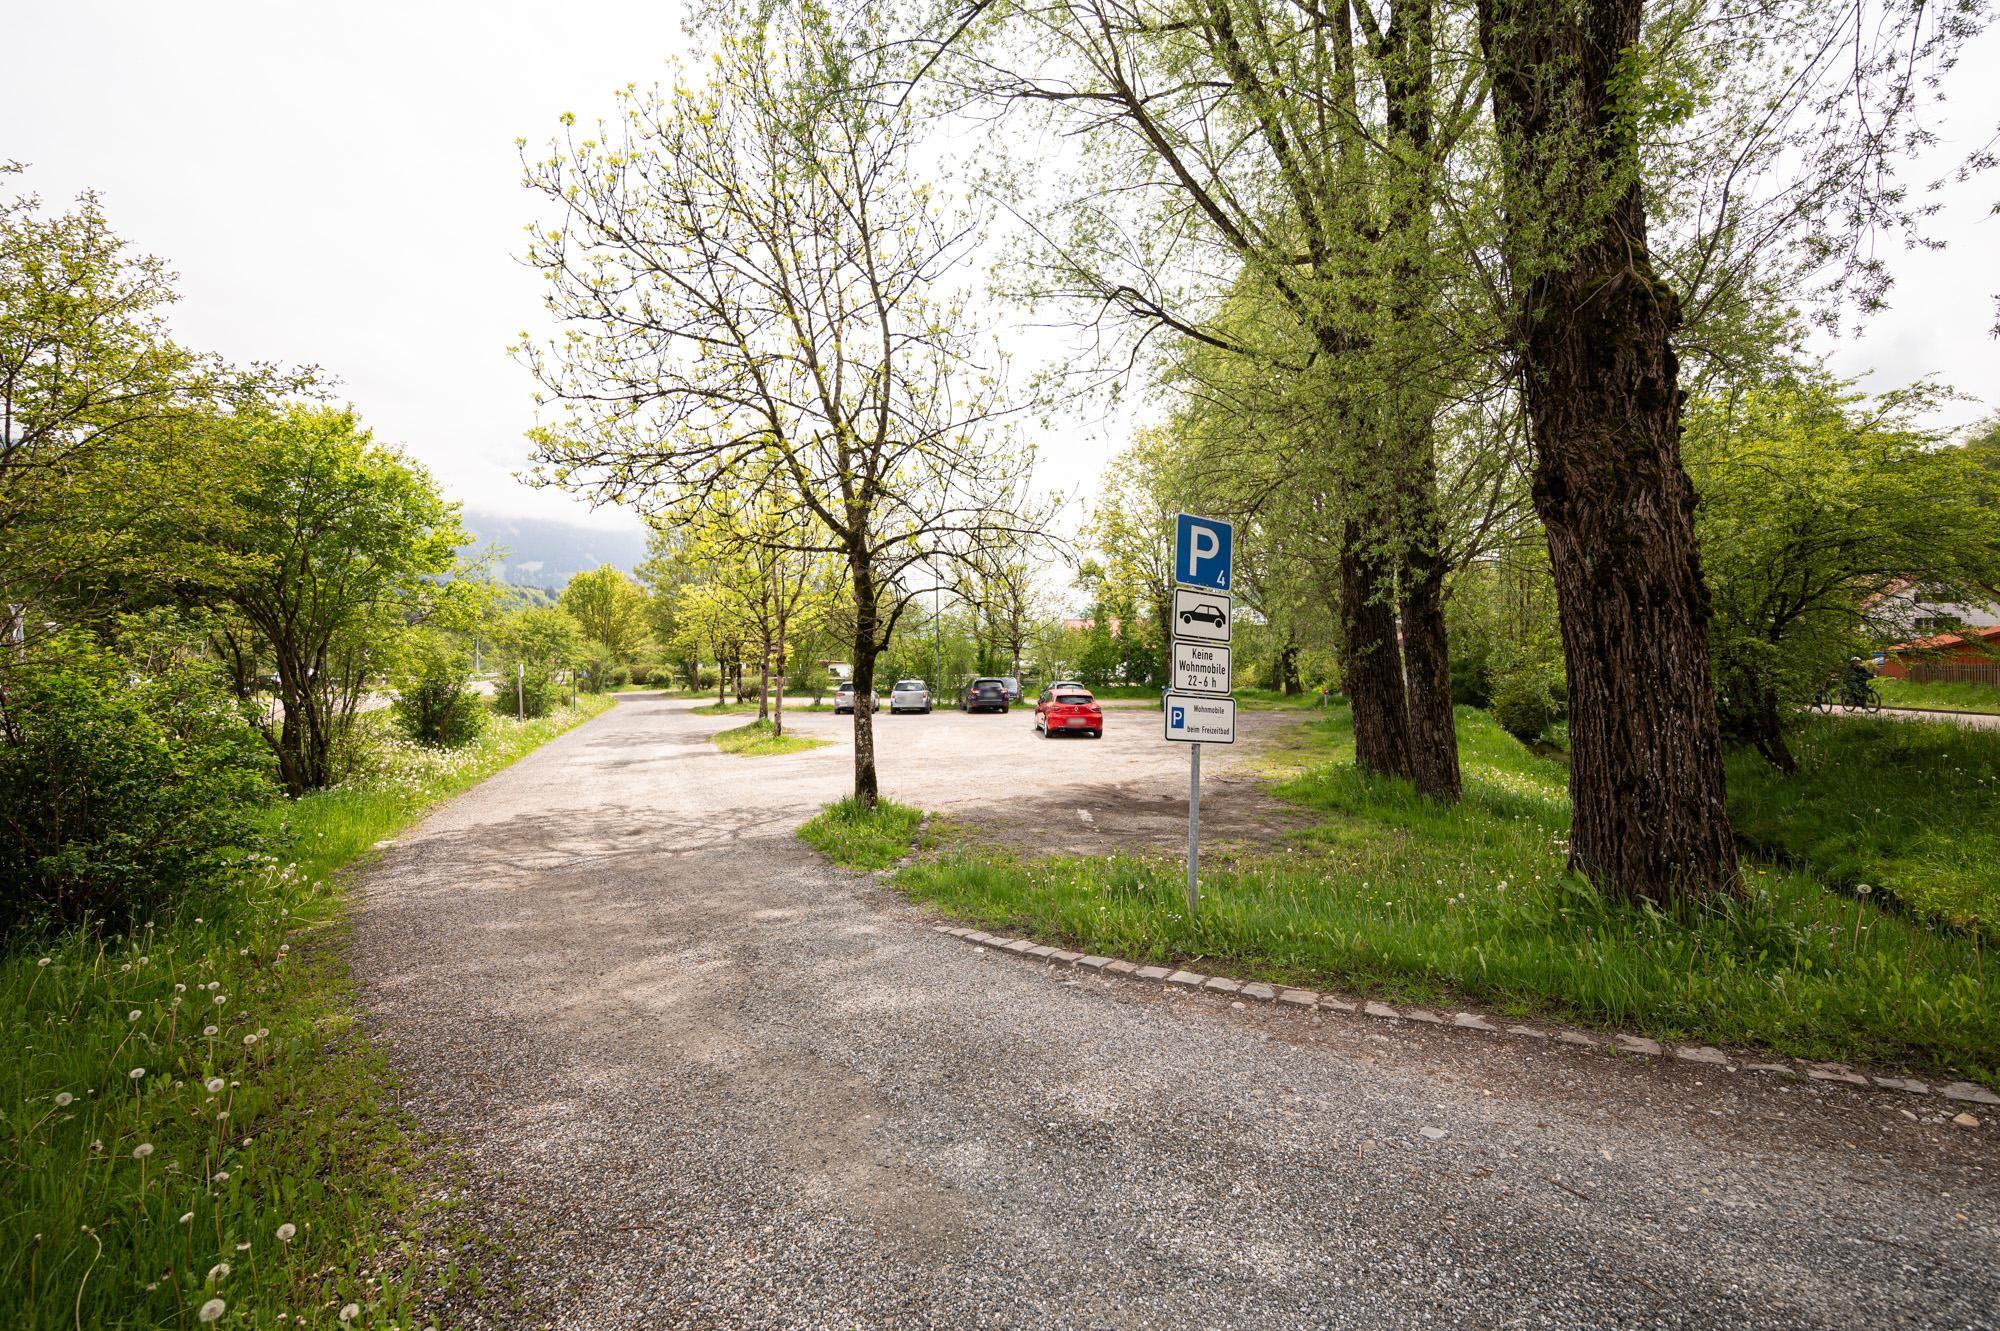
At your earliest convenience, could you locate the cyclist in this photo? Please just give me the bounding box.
[1842,656,1874,704]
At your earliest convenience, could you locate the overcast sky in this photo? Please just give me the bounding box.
[6,2,1997,534]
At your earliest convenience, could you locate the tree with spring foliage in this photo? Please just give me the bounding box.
[559,564,652,663]
[1687,378,2000,772]
[1470,0,1987,900]
[193,406,469,794]
[0,170,306,635]
[516,7,1044,804]
[929,0,1483,801]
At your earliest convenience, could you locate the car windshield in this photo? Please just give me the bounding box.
[972,679,1002,689]
[893,681,924,691]
[1054,691,1095,705]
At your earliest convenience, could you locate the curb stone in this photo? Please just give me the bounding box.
[933,924,1989,1115]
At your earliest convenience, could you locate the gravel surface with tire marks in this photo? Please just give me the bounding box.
[353,695,1997,1330]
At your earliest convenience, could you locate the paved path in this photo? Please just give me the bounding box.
[1869,706,2000,731]
[354,696,1997,1330]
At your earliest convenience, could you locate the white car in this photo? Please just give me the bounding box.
[889,679,932,714]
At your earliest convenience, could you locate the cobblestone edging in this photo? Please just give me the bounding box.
[931,925,2000,1116]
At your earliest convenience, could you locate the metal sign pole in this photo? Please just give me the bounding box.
[1187,741,1201,915]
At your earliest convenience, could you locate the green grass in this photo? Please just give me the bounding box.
[1235,686,1342,711]
[1874,677,2000,714]
[880,705,1996,1084]
[1727,715,2000,939]
[796,799,928,870]
[711,720,830,756]
[1,694,614,1329]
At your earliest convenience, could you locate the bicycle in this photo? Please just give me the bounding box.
[1812,679,1882,714]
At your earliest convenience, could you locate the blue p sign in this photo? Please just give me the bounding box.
[1175,513,1233,592]
[1170,706,1186,729]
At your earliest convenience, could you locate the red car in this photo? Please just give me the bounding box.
[1035,684,1103,739]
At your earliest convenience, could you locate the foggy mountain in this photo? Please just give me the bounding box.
[461,509,648,591]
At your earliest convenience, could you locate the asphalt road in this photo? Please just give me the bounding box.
[353,695,1998,1330]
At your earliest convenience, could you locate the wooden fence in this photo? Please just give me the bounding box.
[1905,661,2000,687]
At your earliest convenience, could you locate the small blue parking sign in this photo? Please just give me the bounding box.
[1175,513,1233,592]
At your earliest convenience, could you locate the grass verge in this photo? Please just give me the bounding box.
[797,799,927,870]
[1,694,614,1330]
[880,706,1996,1085]
[1874,677,2000,714]
[1727,715,1999,939]
[712,720,830,757]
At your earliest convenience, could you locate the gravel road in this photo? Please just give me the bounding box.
[354,695,1997,1330]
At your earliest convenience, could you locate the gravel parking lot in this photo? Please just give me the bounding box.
[353,694,1998,1330]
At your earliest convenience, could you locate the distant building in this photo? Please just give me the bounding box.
[1872,583,2000,637]
[1880,624,2000,687]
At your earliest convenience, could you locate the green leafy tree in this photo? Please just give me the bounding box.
[0,173,304,633]
[194,407,468,794]
[559,564,652,662]
[517,8,1045,803]
[488,606,585,717]
[1688,380,2000,772]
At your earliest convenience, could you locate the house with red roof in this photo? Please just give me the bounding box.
[1880,623,2000,686]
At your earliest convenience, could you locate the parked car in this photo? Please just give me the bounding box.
[890,679,933,714]
[1035,685,1103,738]
[1179,601,1227,629]
[961,677,1010,713]
[833,681,876,715]
[999,675,1023,702]
[1035,681,1084,705]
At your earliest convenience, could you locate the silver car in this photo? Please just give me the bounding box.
[889,679,932,714]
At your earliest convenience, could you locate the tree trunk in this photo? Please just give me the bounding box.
[773,621,786,738]
[1398,482,1461,802]
[757,652,771,724]
[1339,519,1414,781]
[1479,0,1740,902]
[849,560,881,806]
[1277,642,1302,695]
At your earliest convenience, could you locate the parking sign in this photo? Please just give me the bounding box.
[1175,513,1233,592]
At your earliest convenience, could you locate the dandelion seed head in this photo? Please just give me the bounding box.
[276,1222,296,1242]
[128,1067,146,1080]
[54,1092,73,1108]
[203,1025,218,1037]
[198,1297,226,1323]
[208,1262,230,1281]
[180,1212,195,1224]
[132,1143,153,1159]
[206,1077,225,1093]
[339,1304,360,1322]
[128,1010,142,1022]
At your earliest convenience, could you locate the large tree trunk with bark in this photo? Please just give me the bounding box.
[1479,0,1740,903]
[848,558,881,806]
[1399,534,1460,802]
[1339,518,1414,781]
